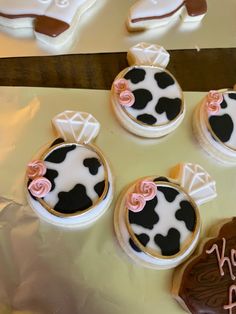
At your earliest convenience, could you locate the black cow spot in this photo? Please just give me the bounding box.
[54,184,92,214]
[209,114,233,142]
[154,228,180,256]
[129,233,150,253]
[129,196,158,230]
[153,176,170,183]
[124,68,146,84]
[45,145,76,163]
[137,114,157,125]
[83,157,101,175]
[94,180,105,197]
[229,93,236,100]
[158,186,179,202]
[154,72,175,89]
[132,89,153,110]
[49,138,65,148]
[175,200,196,232]
[155,97,182,121]
[44,169,58,192]
[220,98,227,109]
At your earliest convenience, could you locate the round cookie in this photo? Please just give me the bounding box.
[114,163,217,269]
[126,0,207,32]
[26,111,113,228]
[193,90,236,165]
[172,217,236,314]
[111,43,185,138]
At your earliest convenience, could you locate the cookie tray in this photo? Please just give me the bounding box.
[0,86,235,313]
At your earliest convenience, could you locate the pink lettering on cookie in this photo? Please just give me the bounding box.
[224,285,236,314]
[206,238,236,281]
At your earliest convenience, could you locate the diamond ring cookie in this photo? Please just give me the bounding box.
[193,89,236,165]
[111,43,185,138]
[0,0,96,47]
[172,217,236,314]
[26,111,113,228]
[127,0,207,31]
[114,163,216,269]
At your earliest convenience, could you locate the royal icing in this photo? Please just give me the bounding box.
[27,160,47,179]
[26,111,113,227]
[0,0,96,42]
[127,0,207,30]
[174,218,236,314]
[115,163,216,269]
[28,176,52,198]
[204,91,236,151]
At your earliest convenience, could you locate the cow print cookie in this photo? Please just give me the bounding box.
[26,111,113,228]
[114,163,216,269]
[0,0,96,48]
[111,43,185,138]
[172,218,236,314]
[193,90,236,165]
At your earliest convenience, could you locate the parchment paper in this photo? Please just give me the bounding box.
[0,87,236,314]
[0,0,235,57]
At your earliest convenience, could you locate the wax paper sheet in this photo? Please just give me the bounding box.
[0,87,236,314]
[0,0,235,57]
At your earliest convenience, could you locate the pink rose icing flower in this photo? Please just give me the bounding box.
[126,193,146,212]
[207,90,223,105]
[114,78,130,94]
[27,160,47,179]
[119,90,135,107]
[206,90,223,114]
[136,180,157,201]
[28,177,52,198]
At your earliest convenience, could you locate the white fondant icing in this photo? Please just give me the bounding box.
[123,66,182,126]
[43,145,104,208]
[115,177,201,269]
[44,0,89,24]
[0,0,52,15]
[128,42,170,68]
[207,93,236,150]
[27,161,113,228]
[129,0,184,21]
[52,111,100,144]
[175,163,217,206]
[130,188,192,254]
[194,92,236,164]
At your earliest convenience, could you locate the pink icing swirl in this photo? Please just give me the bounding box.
[136,180,157,201]
[126,193,146,212]
[28,177,52,198]
[114,78,130,94]
[119,90,135,107]
[27,160,47,179]
[206,90,223,114]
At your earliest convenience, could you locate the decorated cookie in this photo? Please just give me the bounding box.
[111,43,185,138]
[193,89,236,165]
[172,217,236,314]
[26,111,113,228]
[114,163,216,269]
[127,0,207,31]
[0,0,96,47]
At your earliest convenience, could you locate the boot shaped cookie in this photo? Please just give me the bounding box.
[127,0,207,31]
[0,0,96,46]
[26,111,113,228]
